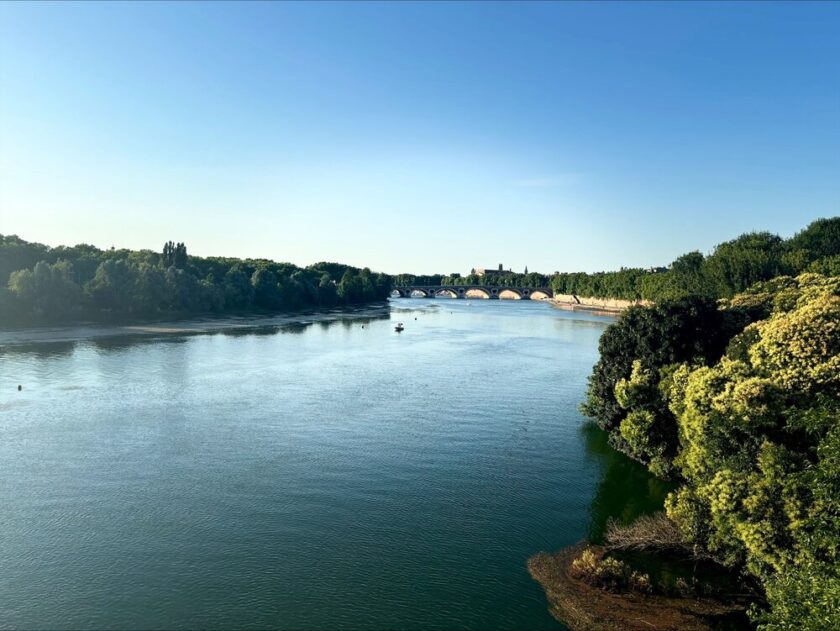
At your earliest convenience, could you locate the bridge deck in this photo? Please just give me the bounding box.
[391,286,553,300]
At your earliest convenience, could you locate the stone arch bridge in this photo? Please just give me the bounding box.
[391,286,554,300]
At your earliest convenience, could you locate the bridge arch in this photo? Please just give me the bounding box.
[392,285,551,300]
[465,287,491,299]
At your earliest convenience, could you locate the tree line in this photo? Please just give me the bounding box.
[0,237,391,325]
[394,218,840,303]
[3,218,836,326]
[565,217,840,302]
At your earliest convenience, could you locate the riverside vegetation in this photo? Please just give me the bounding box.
[0,239,392,325]
[530,217,840,631]
[3,218,837,326]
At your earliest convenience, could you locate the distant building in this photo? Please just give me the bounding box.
[474,263,512,277]
[647,266,668,273]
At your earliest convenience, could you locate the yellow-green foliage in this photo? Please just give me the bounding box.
[569,549,636,593]
[662,274,840,628]
[758,561,840,631]
[619,411,655,454]
[613,360,676,477]
[615,360,656,410]
[727,273,840,316]
[749,294,840,392]
[570,548,599,577]
[727,275,800,314]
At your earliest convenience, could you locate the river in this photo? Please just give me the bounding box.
[0,299,667,630]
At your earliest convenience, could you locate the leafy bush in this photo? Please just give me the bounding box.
[570,549,633,592]
[570,548,657,595]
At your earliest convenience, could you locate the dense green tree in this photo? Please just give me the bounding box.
[317,273,338,307]
[222,265,254,309]
[164,267,201,311]
[808,254,840,276]
[1,237,391,325]
[784,217,840,269]
[133,264,167,313]
[547,219,837,303]
[162,241,188,269]
[702,232,786,298]
[391,273,444,287]
[251,268,282,310]
[8,260,82,318]
[0,234,51,287]
[308,262,353,281]
[338,269,363,303]
[581,295,752,460]
[86,259,136,312]
[198,278,225,312]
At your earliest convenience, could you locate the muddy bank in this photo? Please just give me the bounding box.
[528,544,750,631]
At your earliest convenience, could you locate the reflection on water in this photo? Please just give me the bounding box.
[0,339,77,359]
[581,422,674,543]
[0,306,391,357]
[92,335,191,353]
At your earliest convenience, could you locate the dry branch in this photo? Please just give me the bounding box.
[604,513,695,555]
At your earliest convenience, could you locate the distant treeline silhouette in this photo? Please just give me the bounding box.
[0,238,391,325]
[2,218,837,325]
[393,218,839,302]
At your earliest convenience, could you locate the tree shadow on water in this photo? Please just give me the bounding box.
[581,422,675,544]
[0,340,77,359]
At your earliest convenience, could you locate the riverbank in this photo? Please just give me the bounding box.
[528,544,750,631]
[550,294,651,313]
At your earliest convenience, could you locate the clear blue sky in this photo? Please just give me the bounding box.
[1,1,838,275]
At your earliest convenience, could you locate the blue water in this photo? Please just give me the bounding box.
[0,300,659,630]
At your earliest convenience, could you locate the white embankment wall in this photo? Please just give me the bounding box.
[550,293,652,312]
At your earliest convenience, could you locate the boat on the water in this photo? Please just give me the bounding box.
[394,322,405,332]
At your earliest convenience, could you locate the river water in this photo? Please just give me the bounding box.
[0,300,667,630]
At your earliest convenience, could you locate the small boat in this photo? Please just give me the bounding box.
[394,322,405,332]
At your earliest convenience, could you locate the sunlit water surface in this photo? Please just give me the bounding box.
[0,300,667,630]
